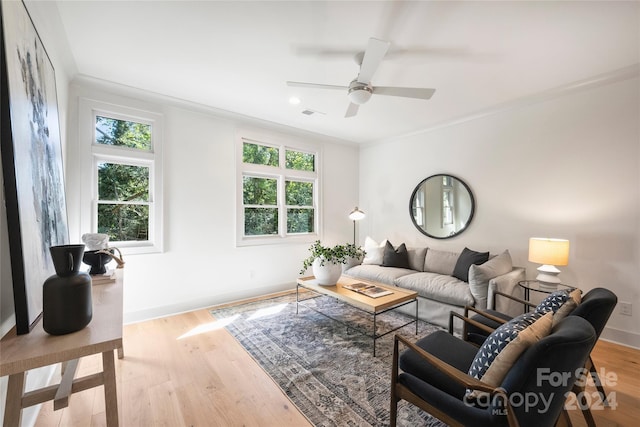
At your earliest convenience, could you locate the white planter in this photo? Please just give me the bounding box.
[312,257,342,286]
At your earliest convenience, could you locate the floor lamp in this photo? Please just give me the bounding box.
[348,207,365,245]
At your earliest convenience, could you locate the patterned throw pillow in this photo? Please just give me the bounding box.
[467,311,554,398]
[535,290,571,313]
[535,288,582,326]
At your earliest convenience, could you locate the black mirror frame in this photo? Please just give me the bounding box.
[409,174,475,239]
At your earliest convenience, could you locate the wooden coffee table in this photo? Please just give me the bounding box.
[296,275,418,356]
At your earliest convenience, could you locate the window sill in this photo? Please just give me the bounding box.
[236,233,319,247]
[108,241,163,256]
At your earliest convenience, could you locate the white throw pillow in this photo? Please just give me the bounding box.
[362,237,387,265]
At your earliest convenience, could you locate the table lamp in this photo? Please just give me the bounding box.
[528,238,570,286]
[348,207,365,245]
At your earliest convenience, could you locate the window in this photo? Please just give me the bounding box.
[79,99,163,254]
[237,134,319,246]
[442,176,454,227]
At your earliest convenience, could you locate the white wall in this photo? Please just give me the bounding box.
[359,75,640,348]
[65,79,360,323]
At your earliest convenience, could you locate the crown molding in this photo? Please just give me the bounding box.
[364,63,640,148]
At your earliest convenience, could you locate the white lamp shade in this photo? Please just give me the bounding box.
[348,207,365,221]
[528,238,570,266]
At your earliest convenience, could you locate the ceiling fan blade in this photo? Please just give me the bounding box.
[356,38,391,84]
[386,47,472,60]
[372,86,436,100]
[292,45,360,57]
[286,81,348,91]
[293,45,471,62]
[345,102,359,118]
[376,0,411,42]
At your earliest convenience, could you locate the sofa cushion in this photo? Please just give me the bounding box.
[394,272,475,306]
[407,247,427,272]
[362,237,387,265]
[343,264,414,285]
[453,247,490,282]
[424,249,460,275]
[468,250,513,308]
[382,241,410,269]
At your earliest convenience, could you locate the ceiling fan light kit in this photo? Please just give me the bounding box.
[347,81,372,105]
[287,37,435,118]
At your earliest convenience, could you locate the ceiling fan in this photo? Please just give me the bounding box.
[287,37,436,118]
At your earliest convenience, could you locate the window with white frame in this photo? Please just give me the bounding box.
[79,98,163,254]
[237,135,319,246]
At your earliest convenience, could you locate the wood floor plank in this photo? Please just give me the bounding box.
[34,301,638,427]
[566,339,640,427]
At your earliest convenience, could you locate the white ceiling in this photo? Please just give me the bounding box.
[55,1,640,144]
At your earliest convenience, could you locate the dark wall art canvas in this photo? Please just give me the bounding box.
[1,1,69,334]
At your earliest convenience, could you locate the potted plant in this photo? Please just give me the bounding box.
[300,240,366,286]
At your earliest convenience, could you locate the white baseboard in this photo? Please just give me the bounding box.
[600,325,640,349]
[123,282,297,324]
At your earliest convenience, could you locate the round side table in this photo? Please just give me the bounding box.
[518,280,576,312]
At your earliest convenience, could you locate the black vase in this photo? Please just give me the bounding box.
[43,244,93,335]
[82,249,113,275]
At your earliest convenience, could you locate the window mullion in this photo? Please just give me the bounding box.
[92,144,155,161]
[97,200,152,206]
[278,173,286,237]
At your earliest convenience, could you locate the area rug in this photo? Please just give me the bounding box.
[210,292,448,426]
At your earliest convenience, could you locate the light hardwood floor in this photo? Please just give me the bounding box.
[35,301,639,426]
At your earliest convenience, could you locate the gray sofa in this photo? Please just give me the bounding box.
[343,242,525,329]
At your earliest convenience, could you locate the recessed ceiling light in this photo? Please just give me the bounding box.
[289,96,301,105]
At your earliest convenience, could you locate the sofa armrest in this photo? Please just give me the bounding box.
[342,256,363,272]
[487,267,526,317]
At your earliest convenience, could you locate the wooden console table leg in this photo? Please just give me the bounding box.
[102,350,119,427]
[4,372,25,427]
[54,358,80,410]
[117,345,124,359]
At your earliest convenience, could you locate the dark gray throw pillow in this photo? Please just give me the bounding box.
[382,241,410,269]
[453,247,490,282]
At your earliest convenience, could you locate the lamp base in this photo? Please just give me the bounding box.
[536,264,562,287]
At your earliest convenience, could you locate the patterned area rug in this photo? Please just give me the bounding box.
[210,292,448,426]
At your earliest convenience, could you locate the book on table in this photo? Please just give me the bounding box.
[90,269,117,285]
[343,282,393,298]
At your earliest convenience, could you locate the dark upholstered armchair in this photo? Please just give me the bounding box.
[449,287,617,426]
[390,316,596,427]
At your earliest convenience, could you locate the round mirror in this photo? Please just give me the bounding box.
[409,174,475,239]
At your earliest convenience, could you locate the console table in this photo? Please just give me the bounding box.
[0,272,124,426]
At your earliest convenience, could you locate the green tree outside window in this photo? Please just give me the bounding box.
[95,115,152,242]
[242,141,316,237]
[96,116,151,150]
